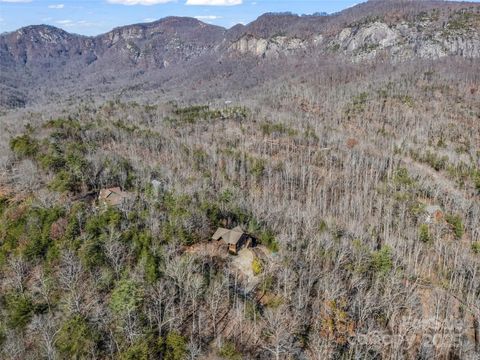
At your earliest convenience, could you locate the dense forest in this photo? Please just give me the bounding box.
[1,1,480,359]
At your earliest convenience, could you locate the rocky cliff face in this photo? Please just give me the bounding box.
[93,17,225,68]
[0,25,95,69]
[229,34,322,58]
[228,8,480,60]
[330,15,480,61]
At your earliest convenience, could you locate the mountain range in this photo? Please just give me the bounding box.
[1,0,480,109]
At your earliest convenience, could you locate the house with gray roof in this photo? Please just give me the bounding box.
[212,226,254,254]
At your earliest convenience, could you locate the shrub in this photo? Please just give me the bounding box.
[0,197,8,216]
[219,188,234,206]
[22,206,64,261]
[222,106,250,120]
[244,299,261,320]
[164,332,187,360]
[445,214,464,239]
[49,170,81,193]
[110,279,143,315]
[200,200,222,226]
[192,148,207,171]
[99,157,135,190]
[0,325,5,347]
[419,224,431,243]
[318,219,328,233]
[56,315,99,358]
[446,12,480,32]
[169,104,221,125]
[162,222,195,246]
[120,339,151,360]
[9,134,39,158]
[249,158,266,180]
[258,229,279,252]
[423,151,448,171]
[252,257,263,275]
[409,202,426,218]
[142,251,160,283]
[64,203,86,245]
[471,242,480,254]
[38,146,65,171]
[79,236,107,269]
[85,208,121,237]
[393,167,415,187]
[399,95,414,107]
[346,92,369,115]
[0,204,28,262]
[371,246,393,275]
[44,118,82,133]
[5,292,34,330]
[163,192,191,219]
[260,122,297,137]
[218,341,241,360]
[353,92,368,107]
[161,192,200,245]
[473,170,480,194]
[303,127,319,141]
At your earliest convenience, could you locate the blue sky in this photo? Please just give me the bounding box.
[0,0,368,35]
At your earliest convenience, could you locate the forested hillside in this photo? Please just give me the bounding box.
[0,1,480,359]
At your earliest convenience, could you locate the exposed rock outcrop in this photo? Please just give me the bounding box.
[228,12,480,61]
[229,34,319,57]
[331,19,480,61]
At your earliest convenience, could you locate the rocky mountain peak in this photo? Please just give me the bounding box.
[4,24,76,47]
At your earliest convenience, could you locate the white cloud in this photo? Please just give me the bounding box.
[48,4,64,9]
[186,0,242,6]
[143,18,156,22]
[0,0,32,3]
[55,19,100,29]
[194,15,222,20]
[107,0,174,5]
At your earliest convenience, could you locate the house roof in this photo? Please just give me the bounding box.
[212,227,230,240]
[212,226,245,245]
[99,187,132,207]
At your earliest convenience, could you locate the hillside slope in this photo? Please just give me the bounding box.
[0,1,479,359]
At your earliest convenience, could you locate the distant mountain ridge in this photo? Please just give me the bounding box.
[1,0,480,109]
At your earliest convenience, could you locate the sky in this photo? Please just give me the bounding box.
[0,0,369,35]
